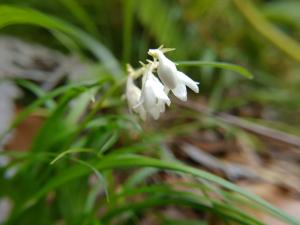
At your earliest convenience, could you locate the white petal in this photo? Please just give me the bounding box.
[126,77,148,120]
[157,100,166,113]
[157,53,178,89]
[146,100,161,119]
[136,106,147,121]
[164,86,170,95]
[152,75,164,89]
[150,107,160,120]
[151,75,171,105]
[177,71,199,93]
[126,77,141,109]
[143,82,157,113]
[139,65,172,120]
[172,82,187,101]
[132,99,143,109]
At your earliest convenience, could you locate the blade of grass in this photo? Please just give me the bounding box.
[97,130,119,156]
[15,79,56,109]
[19,154,300,225]
[176,61,253,79]
[123,168,158,189]
[50,148,96,165]
[72,158,110,202]
[0,77,111,142]
[115,185,264,225]
[103,186,264,225]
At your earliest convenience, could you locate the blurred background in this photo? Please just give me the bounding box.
[0,0,300,224]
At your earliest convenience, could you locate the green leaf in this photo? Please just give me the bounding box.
[21,154,300,225]
[103,185,264,225]
[16,79,56,109]
[0,5,123,77]
[0,77,111,142]
[50,148,96,165]
[97,130,119,156]
[177,61,253,79]
[123,168,158,189]
[72,158,110,203]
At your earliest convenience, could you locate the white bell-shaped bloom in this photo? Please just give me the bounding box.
[170,71,200,101]
[148,49,178,89]
[139,68,171,120]
[148,49,199,101]
[126,76,146,120]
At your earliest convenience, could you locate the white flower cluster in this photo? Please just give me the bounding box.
[126,47,199,120]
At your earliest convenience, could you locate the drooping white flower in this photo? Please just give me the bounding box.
[139,68,171,120]
[126,76,146,120]
[148,48,199,101]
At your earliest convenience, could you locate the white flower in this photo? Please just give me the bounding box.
[139,68,171,120]
[148,49,199,101]
[126,76,146,120]
[126,47,200,121]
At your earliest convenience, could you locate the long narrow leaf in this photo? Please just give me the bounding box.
[21,154,300,225]
[177,61,253,79]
